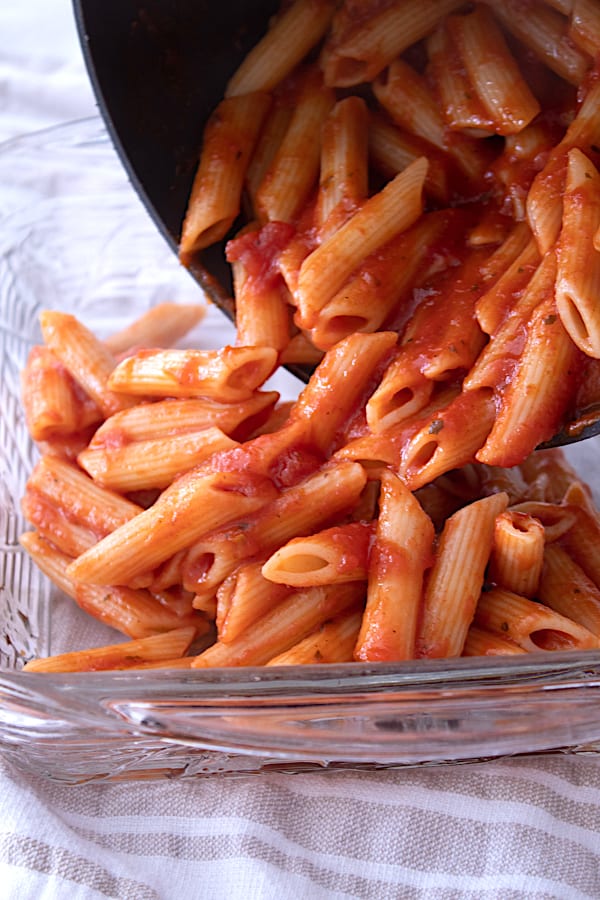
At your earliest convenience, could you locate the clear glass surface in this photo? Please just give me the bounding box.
[2,118,600,784]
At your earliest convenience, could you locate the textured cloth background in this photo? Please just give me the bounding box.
[1,3,600,898]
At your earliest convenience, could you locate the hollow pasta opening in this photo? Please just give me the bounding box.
[409,439,438,470]
[278,554,329,574]
[528,629,580,651]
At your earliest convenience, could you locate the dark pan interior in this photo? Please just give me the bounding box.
[73,0,279,325]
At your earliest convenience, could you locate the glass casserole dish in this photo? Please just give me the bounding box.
[2,119,600,784]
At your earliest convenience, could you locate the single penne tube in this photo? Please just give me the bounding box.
[569,0,600,55]
[296,156,427,326]
[445,5,540,135]
[309,210,449,351]
[462,624,527,657]
[192,582,364,667]
[26,454,142,537]
[355,471,434,662]
[230,230,292,351]
[486,0,591,85]
[487,510,545,597]
[474,237,541,336]
[527,79,600,254]
[367,111,448,203]
[262,521,373,587]
[555,148,600,358]
[182,460,367,594]
[316,96,369,237]
[266,607,363,665]
[104,303,206,355]
[417,491,509,658]
[107,346,278,403]
[476,297,581,467]
[89,392,279,447]
[66,468,279,587]
[255,67,335,224]
[19,532,204,638]
[400,387,497,491]
[216,559,293,644]
[225,0,336,97]
[320,0,463,87]
[539,543,600,636]
[21,346,101,441]
[179,92,271,259]
[474,587,599,652]
[245,101,293,211]
[78,427,239,492]
[39,310,137,417]
[23,626,198,673]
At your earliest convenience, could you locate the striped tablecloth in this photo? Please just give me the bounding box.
[1,2,600,897]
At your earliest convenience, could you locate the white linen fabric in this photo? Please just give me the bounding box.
[1,2,600,898]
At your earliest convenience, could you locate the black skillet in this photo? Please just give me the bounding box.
[72,0,600,448]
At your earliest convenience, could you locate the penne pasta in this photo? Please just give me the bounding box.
[417,491,509,658]
[320,0,464,87]
[89,392,280,447]
[555,148,600,358]
[24,627,198,673]
[216,559,293,644]
[355,471,434,662]
[21,346,101,442]
[104,303,206,355]
[40,311,137,417]
[182,459,367,595]
[486,0,592,85]
[262,521,373,587]
[179,92,271,259]
[266,607,363,665]
[539,543,600,635]
[476,297,582,467]
[226,0,336,97]
[78,427,239,492]
[19,532,205,639]
[66,469,279,587]
[107,345,278,403]
[474,587,599,652]
[255,67,335,224]
[316,95,369,237]
[192,582,364,667]
[487,510,545,597]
